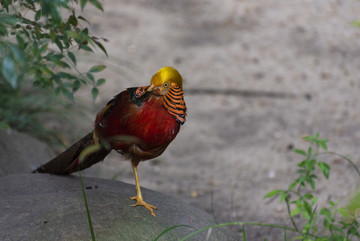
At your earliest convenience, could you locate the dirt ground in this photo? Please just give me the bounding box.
[65,1,360,240]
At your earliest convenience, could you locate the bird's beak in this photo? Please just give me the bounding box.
[147,84,156,92]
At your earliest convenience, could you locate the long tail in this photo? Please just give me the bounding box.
[33,132,111,174]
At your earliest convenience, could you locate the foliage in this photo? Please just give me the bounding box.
[0,0,108,142]
[264,134,360,240]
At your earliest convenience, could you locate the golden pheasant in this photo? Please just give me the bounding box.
[33,66,187,216]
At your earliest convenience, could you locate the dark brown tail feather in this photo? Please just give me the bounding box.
[33,132,111,174]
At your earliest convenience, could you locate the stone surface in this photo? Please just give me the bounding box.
[0,130,54,177]
[0,174,235,241]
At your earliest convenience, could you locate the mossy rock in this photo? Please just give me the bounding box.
[0,174,236,241]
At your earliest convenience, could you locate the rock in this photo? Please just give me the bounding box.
[0,174,236,241]
[0,130,55,177]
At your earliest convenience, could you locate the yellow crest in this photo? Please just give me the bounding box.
[150,66,183,89]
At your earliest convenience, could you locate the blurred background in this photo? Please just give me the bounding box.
[3,0,360,240]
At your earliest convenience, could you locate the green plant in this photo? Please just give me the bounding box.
[264,133,360,240]
[0,0,108,143]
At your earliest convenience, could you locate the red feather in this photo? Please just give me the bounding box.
[94,88,180,160]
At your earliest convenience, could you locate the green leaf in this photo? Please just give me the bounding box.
[264,189,282,199]
[80,0,88,11]
[79,78,87,84]
[303,200,312,216]
[319,139,328,150]
[293,149,307,156]
[61,87,74,102]
[50,29,56,41]
[309,177,316,190]
[0,14,19,25]
[279,191,288,202]
[298,176,306,185]
[290,207,301,217]
[307,147,312,158]
[40,66,54,76]
[39,44,49,55]
[67,51,76,65]
[87,72,95,83]
[303,135,314,142]
[50,6,62,24]
[89,65,106,73]
[96,78,105,86]
[57,72,77,80]
[298,160,307,168]
[307,159,316,171]
[35,10,42,21]
[80,27,89,37]
[68,14,78,27]
[310,196,318,206]
[288,179,299,190]
[9,44,25,62]
[65,30,80,40]
[79,44,93,52]
[16,34,25,49]
[93,39,108,56]
[1,55,18,88]
[89,0,104,11]
[73,80,81,93]
[91,87,99,100]
[78,15,90,24]
[338,207,349,218]
[320,207,332,219]
[317,162,330,179]
[296,169,306,174]
[303,193,313,200]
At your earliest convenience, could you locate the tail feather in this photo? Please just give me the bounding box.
[33,132,110,174]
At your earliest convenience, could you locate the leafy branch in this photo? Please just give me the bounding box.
[0,0,110,142]
[0,0,108,101]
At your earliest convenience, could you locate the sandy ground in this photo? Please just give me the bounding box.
[63,0,360,240]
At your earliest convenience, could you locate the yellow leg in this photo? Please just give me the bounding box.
[130,162,157,216]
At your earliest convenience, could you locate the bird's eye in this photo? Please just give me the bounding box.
[163,82,169,88]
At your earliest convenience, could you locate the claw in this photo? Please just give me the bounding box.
[130,196,158,216]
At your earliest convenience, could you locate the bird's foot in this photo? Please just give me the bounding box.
[130,196,158,217]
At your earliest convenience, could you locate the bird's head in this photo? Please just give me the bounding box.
[147,66,183,95]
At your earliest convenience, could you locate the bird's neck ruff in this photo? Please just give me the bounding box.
[133,85,187,125]
[162,85,187,125]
